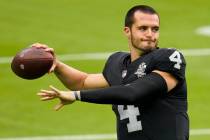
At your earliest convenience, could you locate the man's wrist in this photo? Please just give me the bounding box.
[73,91,81,100]
[54,60,63,74]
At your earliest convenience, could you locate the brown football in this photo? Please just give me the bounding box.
[11,47,54,80]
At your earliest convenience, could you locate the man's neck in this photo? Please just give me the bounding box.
[130,47,144,62]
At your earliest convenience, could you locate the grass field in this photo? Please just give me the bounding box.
[0,0,210,140]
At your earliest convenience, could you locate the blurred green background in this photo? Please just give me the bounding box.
[0,0,210,140]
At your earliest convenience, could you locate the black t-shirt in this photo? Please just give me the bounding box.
[102,48,189,140]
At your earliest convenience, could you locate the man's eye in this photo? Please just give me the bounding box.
[152,27,159,32]
[139,26,147,31]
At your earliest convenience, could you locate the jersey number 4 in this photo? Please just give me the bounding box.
[118,105,142,133]
[169,51,182,69]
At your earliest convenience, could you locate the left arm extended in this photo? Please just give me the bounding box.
[79,70,177,104]
[37,70,178,110]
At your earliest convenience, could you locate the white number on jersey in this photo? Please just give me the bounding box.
[169,51,182,69]
[118,105,142,132]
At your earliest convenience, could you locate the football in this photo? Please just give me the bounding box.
[11,47,54,80]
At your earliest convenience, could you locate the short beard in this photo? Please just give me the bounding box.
[131,35,158,54]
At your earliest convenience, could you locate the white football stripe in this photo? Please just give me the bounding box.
[0,134,116,140]
[190,128,210,135]
[1,48,210,64]
[0,129,210,140]
[181,48,210,56]
[195,25,210,36]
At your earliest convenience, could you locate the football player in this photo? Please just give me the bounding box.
[36,5,189,140]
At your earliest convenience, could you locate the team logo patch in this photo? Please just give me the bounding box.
[135,62,147,78]
[122,70,127,78]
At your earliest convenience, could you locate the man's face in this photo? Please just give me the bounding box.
[125,11,160,53]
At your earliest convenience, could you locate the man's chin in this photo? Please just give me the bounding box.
[141,49,153,53]
[132,43,157,53]
[133,46,156,56]
[141,46,156,53]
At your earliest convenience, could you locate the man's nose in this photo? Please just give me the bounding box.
[145,29,152,37]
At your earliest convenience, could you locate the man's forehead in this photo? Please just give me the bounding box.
[133,11,159,25]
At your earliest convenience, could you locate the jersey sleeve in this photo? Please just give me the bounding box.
[153,48,186,80]
[102,53,114,85]
[103,52,128,86]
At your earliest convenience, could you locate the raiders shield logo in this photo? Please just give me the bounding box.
[135,62,147,78]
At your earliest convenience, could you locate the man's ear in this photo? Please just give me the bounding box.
[124,27,131,38]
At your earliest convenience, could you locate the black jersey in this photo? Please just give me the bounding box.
[102,48,189,140]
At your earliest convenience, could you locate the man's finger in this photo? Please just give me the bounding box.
[45,48,54,53]
[37,93,55,98]
[40,96,55,101]
[54,102,64,111]
[49,63,56,73]
[37,90,57,98]
[40,89,55,94]
[31,43,48,48]
[49,85,60,94]
[37,92,48,97]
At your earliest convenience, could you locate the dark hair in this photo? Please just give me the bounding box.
[125,5,159,27]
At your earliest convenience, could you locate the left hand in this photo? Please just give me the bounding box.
[37,85,76,111]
